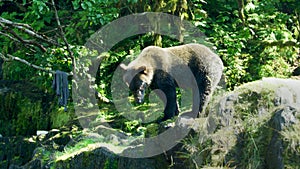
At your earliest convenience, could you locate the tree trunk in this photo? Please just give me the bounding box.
[0,58,3,80]
[236,0,245,25]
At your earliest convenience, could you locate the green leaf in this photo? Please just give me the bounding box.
[72,0,81,10]
[81,2,87,10]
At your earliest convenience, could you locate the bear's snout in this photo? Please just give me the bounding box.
[135,98,143,104]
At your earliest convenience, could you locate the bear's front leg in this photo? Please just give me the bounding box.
[158,85,178,121]
[153,71,179,121]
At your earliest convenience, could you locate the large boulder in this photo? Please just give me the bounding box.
[189,77,300,168]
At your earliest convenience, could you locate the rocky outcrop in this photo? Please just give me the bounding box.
[266,106,299,169]
[202,77,300,169]
[54,147,168,169]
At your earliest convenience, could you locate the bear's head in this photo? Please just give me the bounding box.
[120,63,153,104]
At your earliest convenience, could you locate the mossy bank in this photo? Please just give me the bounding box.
[2,77,300,169]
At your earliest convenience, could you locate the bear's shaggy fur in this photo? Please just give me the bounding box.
[120,43,223,121]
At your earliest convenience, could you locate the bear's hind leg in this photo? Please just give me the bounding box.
[197,77,213,117]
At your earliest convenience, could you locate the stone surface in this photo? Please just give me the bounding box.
[266,106,299,169]
[205,78,300,168]
[216,93,238,127]
[274,87,294,106]
[54,146,168,169]
[0,136,37,169]
[262,77,300,105]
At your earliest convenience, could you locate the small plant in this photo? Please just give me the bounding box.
[54,138,98,160]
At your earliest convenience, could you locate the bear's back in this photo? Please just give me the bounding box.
[131,44,223,77]
[167,44,218,63]
[167,44,223,85]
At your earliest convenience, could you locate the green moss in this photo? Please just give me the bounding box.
[51,107,73,128]
[0,91,46,135]
[104,158,118,169]
[16,98,43,135]
[222,84,277,168]
[50,165,56,169]
[11,156,22,165]
[145,123,159,137]
[33,147,53,166]
[0,80,56,136]
[235,84,275,119]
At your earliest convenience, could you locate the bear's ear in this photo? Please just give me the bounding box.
[119,63,128,71]
[136,66,147,74]
[137,66,153,76]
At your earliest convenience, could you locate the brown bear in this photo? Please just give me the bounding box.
[120,43,223,121]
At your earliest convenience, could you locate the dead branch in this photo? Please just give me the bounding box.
[0,30,19,42]
[0,23,47,52]
[0,17,59,46]
[51,0,77,77]
[0,16,33,30]
[0,31,37,53]
[0,53,57,74]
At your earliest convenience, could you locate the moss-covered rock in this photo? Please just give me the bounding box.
[53,146,168,169]
[0,136,37,169]
[181,77,300,169]
[0,80,54,136]
[0,80,79,168]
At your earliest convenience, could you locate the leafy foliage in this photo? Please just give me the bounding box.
[1,0,298,90]
[201,0,300,88]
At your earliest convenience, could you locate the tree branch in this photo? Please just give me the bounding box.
[1,52,112,103]
[51,0,76,76]
[0,53,57,74]
[0,16,33,30]
[0,23,47,52]
[0,30,37,53]
[0,17,59,46]
[236,0,245,25]
[0,30,20,42]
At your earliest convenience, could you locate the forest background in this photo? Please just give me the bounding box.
[1,0,299,91]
